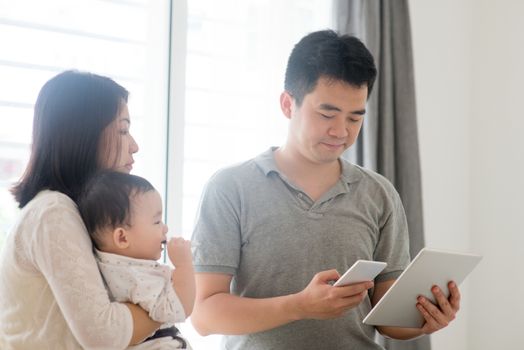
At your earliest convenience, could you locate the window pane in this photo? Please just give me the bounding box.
[0,0,170,251]
[182,0,333,233]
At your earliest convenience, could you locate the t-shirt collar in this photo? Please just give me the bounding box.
[254,147,362,185]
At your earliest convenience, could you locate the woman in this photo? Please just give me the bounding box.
[0,71,160,349]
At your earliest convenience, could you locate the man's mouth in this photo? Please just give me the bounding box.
[322,142,345,148]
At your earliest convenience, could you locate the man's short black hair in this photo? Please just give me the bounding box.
[77,171,155,248]
[284,30,377,105]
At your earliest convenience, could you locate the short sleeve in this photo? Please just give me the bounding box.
[191,171,242,275]
[147,267,186,323]
[98,259,186,324]
[373,183,411,283]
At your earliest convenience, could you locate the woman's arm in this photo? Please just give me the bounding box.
[125,303,161,345]
[33,200,158,348]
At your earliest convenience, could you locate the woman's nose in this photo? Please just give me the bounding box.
[130,134,139,153]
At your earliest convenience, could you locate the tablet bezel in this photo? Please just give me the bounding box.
[362,248,482,328]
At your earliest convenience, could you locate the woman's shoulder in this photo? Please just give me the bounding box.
[20,190,80,222]
[27,190,76,209]
[8,190,89,267]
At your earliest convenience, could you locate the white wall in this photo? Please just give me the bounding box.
[411,0,524,349]
[410,1,473,349]
[468,1,524,348]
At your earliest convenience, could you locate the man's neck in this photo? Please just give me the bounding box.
[274,146,341,201]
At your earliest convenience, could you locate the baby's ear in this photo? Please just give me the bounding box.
[112,227,130,249]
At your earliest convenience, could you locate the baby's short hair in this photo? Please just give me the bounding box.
[77,171,155,248]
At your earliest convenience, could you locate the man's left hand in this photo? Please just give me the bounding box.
[417,281,460,334]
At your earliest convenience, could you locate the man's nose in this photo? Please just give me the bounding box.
[328,117,348,138]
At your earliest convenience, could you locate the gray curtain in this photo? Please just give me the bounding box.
[334,1,430,349]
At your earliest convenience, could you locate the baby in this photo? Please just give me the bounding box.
[77,171,195,349]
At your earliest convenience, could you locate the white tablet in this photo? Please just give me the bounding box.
[363,248,482,328]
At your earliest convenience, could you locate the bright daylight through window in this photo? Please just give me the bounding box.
[0,0,170,251]
[0,0,332,348]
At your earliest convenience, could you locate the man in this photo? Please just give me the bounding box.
[191,30,460,349]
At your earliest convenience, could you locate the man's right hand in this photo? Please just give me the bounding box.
[293,269,374,320]
[191,270,373,336]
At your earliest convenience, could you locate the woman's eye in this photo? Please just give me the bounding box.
[119,129,129,135]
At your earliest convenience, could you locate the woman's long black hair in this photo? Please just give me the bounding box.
[11,70,128,207]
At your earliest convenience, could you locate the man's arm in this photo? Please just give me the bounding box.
[373,280,461,340]
[191,270,373,336]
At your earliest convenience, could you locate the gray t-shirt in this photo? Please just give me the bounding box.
[192,148,410,350]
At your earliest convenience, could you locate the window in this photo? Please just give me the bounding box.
[176,0,333,347]
[177,0,333,236]
[0,0,170,249]
[0,0,333,347]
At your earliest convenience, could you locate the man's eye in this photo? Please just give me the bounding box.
[321,114,335,119]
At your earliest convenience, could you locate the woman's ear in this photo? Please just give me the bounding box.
[112,227,130,249]
[280,91,294,119]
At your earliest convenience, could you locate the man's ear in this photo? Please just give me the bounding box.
[112,227,130,249]
[280,91,294,119]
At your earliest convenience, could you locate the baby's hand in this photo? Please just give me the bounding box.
[167,237,193,267]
